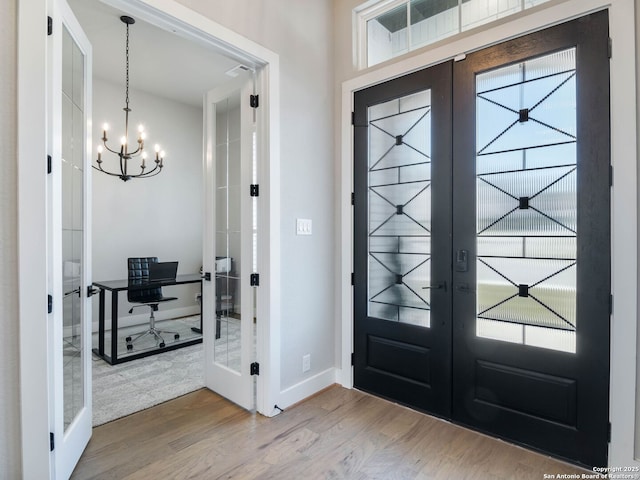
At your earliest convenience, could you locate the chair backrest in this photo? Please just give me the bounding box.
[127,257,162,303]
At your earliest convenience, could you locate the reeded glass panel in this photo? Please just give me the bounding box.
[475,48,577,353]
[62,26,85,429]
[368,90,432,327]
[214,94,242,372]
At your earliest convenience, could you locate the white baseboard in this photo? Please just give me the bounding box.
[277,367,338,410]
[91,305,200,333]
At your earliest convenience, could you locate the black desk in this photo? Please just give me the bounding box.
[93,274,203,365]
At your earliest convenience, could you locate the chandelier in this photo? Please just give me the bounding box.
[94,15,164,182]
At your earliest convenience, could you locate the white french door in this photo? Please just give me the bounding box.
[48,0,93,477]
[203,73,258,410]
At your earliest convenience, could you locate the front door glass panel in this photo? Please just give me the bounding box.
[368,90,432,327]
[475,48,577,353]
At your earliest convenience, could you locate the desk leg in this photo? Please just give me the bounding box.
[191,281,203,335]
[98,288,105,356]
[111,290,119,364]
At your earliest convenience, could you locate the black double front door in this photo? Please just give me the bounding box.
[353,11,610,468]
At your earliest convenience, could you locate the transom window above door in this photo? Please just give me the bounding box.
[355,0,551,68]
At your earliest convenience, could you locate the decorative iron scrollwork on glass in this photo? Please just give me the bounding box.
[367,91,432,327]
[475,48,578,352]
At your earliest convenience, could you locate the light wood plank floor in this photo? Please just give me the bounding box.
[72,386,589,479]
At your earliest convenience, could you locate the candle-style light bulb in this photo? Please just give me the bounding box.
[141,151,147,168]
[102,123,109,140]
[154,144,160,153]
[120,136,127,146]
[138,124,144,133]
[97,145,103,161]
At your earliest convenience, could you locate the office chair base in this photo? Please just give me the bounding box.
[125,328,180,351]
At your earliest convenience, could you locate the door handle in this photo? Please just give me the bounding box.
[455,249,469,272]
[64,287,81,298]
[422,281,447,292]
[87,286,99,297]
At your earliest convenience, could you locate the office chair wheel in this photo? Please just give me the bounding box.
[174,334,180,340]
[159,342,166,348]
[127,344,133,351]
[125,336,132,342]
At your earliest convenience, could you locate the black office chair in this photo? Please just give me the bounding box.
[125,257,179,350]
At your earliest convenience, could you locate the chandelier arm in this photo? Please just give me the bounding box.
[101,142,123,156]
[91,165,128,177]
[136,167,163,178]
[128,144,142,157]
[140,164,160,176]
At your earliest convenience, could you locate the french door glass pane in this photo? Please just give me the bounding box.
[368,90,432,327]
[214,94,242,372]
[61,25,85,429]
[475,48,577,353]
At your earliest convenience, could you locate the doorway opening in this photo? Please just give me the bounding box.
[67,0,265,423]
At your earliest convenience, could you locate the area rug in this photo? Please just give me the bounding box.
[91,315,244,426]
[92,342,204,426]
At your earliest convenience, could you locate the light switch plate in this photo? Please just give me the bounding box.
[296,218,312,235]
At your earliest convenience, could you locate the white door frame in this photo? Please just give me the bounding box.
[339,0,637,469]
[18,0,281,477]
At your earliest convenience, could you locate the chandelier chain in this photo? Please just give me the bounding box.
[125,22,130,109]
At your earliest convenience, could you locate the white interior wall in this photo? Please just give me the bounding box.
[174,0,336,395]
[91,77,203,327]
[0,0,21,477]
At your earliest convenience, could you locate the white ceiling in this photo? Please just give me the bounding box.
[68,0,244,107]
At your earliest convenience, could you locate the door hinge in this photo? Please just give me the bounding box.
[203,272,211,281]
[351,352,354,366]
[609,165,613,187]
[351,192,355,206]
[250,362,260,375]
[47,16,52,36]
[609,294,613,315]
[351,273,354,286]
[47,294,53,314]
[50,432,54,451]
[47,155,52,174]
[607,422,611,443]
[87,286,99,297]
[351,112,355,126]
[250,273,260,286]
[250,94,259,108]
[608,37,612,59]
[454,53,466,62]
[250,184,259,197]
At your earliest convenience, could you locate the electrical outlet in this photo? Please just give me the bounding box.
[302,354,311,373]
